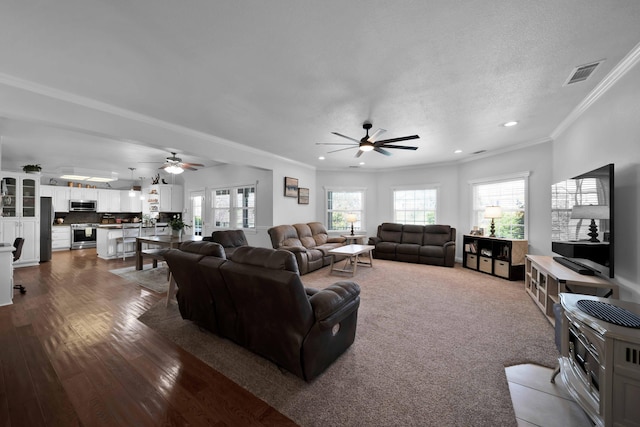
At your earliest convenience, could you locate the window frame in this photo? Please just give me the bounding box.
[210,182,257,230]
[469,172,529,240]
[324,186,366,233]
[391,184,440,225]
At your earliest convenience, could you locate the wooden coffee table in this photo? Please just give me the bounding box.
[328,244,375,276]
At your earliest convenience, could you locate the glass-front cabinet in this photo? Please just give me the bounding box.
[0,173,40,266]
[1,175,38,218]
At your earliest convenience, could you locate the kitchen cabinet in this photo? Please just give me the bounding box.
[0,173,40,266]
[120,191,142,212]
[97,189,121,213]
[52,225,71,250]
[147,184,183,214]
[40,185,70,212]
[69,187,97,201]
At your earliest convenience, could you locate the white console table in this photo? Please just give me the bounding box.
[0,243,15,306]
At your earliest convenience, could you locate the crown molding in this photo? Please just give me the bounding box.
[551,41,640,140]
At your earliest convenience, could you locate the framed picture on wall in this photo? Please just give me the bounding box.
[284,177,299,197]
[298,188,309,204]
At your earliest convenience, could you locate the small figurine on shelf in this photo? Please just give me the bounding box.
[151,173,160,185]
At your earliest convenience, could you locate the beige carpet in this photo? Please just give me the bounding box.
[138,260,557,426]
[109,264,170,293]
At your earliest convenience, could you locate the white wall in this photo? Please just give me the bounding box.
[457,142,553,259]
[181,164,274,247]
[552,61,640,302]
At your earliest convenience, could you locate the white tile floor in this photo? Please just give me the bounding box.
[506,364,594,427]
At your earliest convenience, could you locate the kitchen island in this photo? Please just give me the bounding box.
[96,223,171,260]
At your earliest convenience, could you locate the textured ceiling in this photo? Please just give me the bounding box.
[1,0,640,177]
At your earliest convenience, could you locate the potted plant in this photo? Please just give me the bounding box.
[22,164,42,174]
[168,215,190,237]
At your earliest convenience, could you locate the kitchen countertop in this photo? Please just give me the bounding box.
[97,224,156,229]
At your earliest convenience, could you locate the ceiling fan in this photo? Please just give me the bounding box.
[158,152,204,174]
[317,121,419,157]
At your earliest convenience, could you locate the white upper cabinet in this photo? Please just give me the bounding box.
[120,190,142,212]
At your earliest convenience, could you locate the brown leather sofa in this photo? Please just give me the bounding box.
[202,229,248,258]
[164,242,361,381]
[368,223,456,267]
[164,240,227,332]
[267,222,346,274]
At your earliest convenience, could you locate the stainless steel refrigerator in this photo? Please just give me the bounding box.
[40,196,53,262]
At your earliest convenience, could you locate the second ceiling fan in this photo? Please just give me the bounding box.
[317,121,419,157]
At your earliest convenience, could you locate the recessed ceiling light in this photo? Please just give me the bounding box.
[359,162,365,165]
[454,149,462,154]
[318,156,325,160]
[502,121,518,127]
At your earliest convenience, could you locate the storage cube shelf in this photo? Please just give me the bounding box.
[462,235,528,280]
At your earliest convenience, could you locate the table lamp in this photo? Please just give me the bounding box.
[484,206,502,237]
[570,204,609,242]
[346,213,358,236]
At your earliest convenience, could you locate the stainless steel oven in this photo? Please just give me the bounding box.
[70,223,98,249]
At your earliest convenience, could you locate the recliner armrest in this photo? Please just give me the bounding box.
[309,282,360,330]
[280,245,308,253]
[327,236,346,243]
[368,236,381,245]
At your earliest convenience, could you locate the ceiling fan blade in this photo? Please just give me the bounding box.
[355,150,364,158]
[375,135,420,145]
[374,147,392,156]
[368,128,387,142]
[316,142,359,146]
[380,144,419,150]
[331,132,360,143]
[327,146,358,154]
[182,165,198,171]
[181,162,204,167]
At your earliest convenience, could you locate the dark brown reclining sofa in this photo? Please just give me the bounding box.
[164,241,361,381]
[368,223,456,267]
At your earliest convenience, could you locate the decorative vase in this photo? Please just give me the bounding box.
[172,228,183,238]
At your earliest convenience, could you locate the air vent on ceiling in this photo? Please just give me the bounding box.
[564,60,603,85]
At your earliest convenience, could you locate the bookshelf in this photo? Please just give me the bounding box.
[462,235,528,280]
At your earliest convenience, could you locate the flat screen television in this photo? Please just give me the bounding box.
[551,163,614,277]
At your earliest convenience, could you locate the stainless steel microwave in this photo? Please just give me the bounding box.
[69,200,97,212]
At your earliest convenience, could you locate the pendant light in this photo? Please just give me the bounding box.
[128,168,136,197]
[139,176,145,200]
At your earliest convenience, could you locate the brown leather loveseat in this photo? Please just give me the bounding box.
[368,223,456,267]
[164,242,361,381]
[267,222,346,274]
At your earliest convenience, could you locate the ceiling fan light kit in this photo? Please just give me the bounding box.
[156,152,203,174]
[317,121,420,158]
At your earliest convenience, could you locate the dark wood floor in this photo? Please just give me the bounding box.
[1,249,296,427]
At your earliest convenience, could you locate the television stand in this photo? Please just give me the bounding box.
[552,256,594,275]
[524,255,618,325]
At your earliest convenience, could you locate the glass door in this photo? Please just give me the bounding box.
[190,191,204,236]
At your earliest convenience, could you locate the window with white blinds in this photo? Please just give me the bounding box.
[393,188,438,225]
[326,188,365,232]
[471,174,528,239]
[212,185,256,229]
